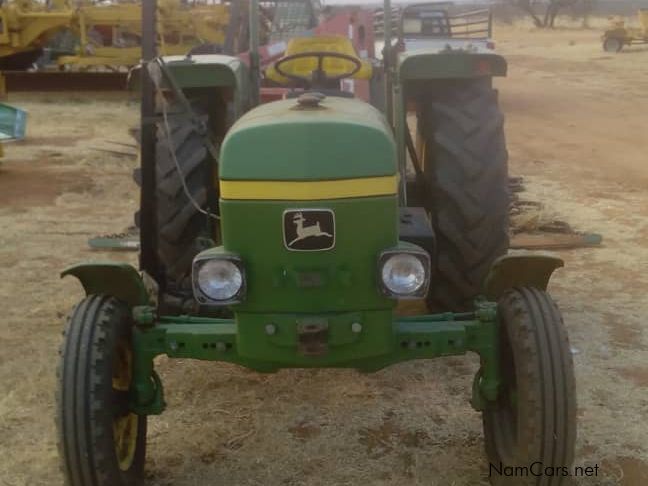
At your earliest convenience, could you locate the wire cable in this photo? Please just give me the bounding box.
[160,96,220,221]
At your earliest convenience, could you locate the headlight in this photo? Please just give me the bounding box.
[192,254,245,305]
[378,249,430,299]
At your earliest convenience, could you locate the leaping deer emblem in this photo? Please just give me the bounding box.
[288,212,333,246]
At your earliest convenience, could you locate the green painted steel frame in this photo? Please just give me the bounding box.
[398,51,507,81]
[61,262,150,307]
[160,54,250,118]
[129,302,500,415]
[484,252,564,300]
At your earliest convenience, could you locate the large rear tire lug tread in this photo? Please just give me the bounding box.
[157,173,208,219]
[433,139,507,184]
[159,188,208,241]
[155,134,207,176]
[419,79,509,311]
[433,173,508,223]
[157,151,208,198]
[435,201,509,236]
[436,242,507,292]
[436,214,508,258]
[134,100,216,284]
[433,115,504,152]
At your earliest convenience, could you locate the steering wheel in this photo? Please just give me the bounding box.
[273,51,362,85]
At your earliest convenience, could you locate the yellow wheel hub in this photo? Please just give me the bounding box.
[112,338,138,471]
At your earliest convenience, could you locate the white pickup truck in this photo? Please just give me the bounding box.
[376,3,496,56]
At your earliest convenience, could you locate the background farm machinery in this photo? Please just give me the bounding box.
[0,0,335,92]
[0,0,233,70]
[0,0,493,94]
[602,9,648,52]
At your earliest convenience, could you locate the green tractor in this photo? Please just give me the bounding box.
[56,1,576,484]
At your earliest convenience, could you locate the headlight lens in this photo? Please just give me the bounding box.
[380,252,428,297]
[196,259,243,301]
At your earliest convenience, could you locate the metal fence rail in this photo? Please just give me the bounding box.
[374,7,492,39]
[447,9,492,39]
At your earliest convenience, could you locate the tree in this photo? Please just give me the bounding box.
[508,0,583,28]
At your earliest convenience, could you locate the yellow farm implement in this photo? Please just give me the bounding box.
[602,9,648,52]
[0,0,231,70]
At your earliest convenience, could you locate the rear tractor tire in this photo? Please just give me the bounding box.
[133,101,216,290]
[483,287,576,485]
[56,295,147,486]
[418,78,510,311]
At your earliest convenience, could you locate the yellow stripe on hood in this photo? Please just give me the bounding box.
[220,175,398,200]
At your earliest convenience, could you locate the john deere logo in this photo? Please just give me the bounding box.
[283,209,335,251]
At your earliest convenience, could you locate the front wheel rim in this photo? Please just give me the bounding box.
[113,414,139,471]
[112,338,138,471]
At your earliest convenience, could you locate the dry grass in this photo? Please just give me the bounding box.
[1,23,648,485]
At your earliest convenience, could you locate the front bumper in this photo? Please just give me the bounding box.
[130,304,501,415]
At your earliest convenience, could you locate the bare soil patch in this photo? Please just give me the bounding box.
[601,456,648,486]
[15,135,84,147]
[615,367,648,388]
[0,159,93,207]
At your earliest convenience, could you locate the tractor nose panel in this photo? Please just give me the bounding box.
[219,195,398,313]
[219,97,396,181]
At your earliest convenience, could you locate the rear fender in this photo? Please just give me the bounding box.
[128,54,249,117]
[483,252,564,301]
[399,51,507,81]
[61,262,150,307]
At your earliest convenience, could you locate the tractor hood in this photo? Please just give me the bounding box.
[219,96,397,182]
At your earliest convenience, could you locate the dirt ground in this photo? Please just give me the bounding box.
[1,23,648,486]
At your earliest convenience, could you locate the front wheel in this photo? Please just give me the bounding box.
[483,287,576,485]
[603,37,623,53]
[56,295,147,486]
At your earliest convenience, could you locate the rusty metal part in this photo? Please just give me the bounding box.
[295,92,324,109]
[510,232,603,251]
[297,319,329,356]
[3,71,127,92]
[405,126,424,180]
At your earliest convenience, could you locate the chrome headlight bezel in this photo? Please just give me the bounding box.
[378,248,430,299]
[192,253,246,306]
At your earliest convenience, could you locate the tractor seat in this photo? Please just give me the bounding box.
[265,36,372,86]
